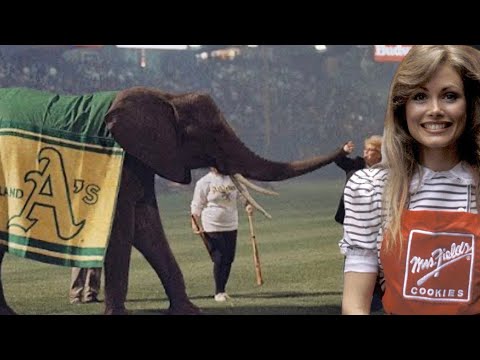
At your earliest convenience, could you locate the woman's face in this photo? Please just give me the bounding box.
[405,64,467,162]
[363,145,381,167]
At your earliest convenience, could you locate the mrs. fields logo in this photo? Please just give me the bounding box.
[404,230,474,302]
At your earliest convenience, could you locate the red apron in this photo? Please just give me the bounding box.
[380,209,480,315]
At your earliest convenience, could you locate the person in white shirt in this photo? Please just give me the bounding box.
[340,45,480,315]
[191,167,253,302]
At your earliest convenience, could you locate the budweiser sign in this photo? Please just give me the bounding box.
[374,45,412,62]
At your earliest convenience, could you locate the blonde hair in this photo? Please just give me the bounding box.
[382,45,480,252]
[364,135,382,153]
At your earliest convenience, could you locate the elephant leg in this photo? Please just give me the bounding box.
[103,169,138,315]
[103,203,134,315]
[0,249,16,315]
[133,203,201,315]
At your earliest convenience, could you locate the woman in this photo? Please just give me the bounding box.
[333,135,383,225]
[191,167,253,302]
[340,45,480,315]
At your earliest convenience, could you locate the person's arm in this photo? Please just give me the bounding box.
[342,272,377,315]
[191,214,203,234]
[339,168,386,315]
[334,141,356,170]
[191,178,208,234]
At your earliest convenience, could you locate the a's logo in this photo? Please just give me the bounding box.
[404,230,474,302]
[7,147,85,240]
[212,184,236,201]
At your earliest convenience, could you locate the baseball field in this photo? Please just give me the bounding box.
[2,178,348,315]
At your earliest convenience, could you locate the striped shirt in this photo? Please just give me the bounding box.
[338,161,477,289]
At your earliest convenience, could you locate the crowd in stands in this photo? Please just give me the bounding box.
[0,46,396,184]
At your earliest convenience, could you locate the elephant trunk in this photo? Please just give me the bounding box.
[217,128,347,181]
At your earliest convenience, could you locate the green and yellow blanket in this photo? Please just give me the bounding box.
[0,88,124,267]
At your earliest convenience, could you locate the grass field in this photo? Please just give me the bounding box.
[2,178,349,315]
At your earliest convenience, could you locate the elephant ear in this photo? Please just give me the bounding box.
[105,92,191,184]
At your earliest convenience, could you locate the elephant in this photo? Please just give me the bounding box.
[0,86,347,315]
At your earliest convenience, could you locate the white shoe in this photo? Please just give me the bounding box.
[214,293,228,302]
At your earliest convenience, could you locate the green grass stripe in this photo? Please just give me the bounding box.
[0,244,102,267]
[0,231,106,256]
[0,130,124,156]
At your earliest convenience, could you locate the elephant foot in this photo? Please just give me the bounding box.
[167,300,202,315]
[0,305,17,315]
[104,306,129,315]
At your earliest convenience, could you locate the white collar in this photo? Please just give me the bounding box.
[410,161,476,190]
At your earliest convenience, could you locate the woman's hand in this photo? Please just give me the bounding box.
[191,215,203,234]
[343,141,355,154]
[245,204,254,215]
